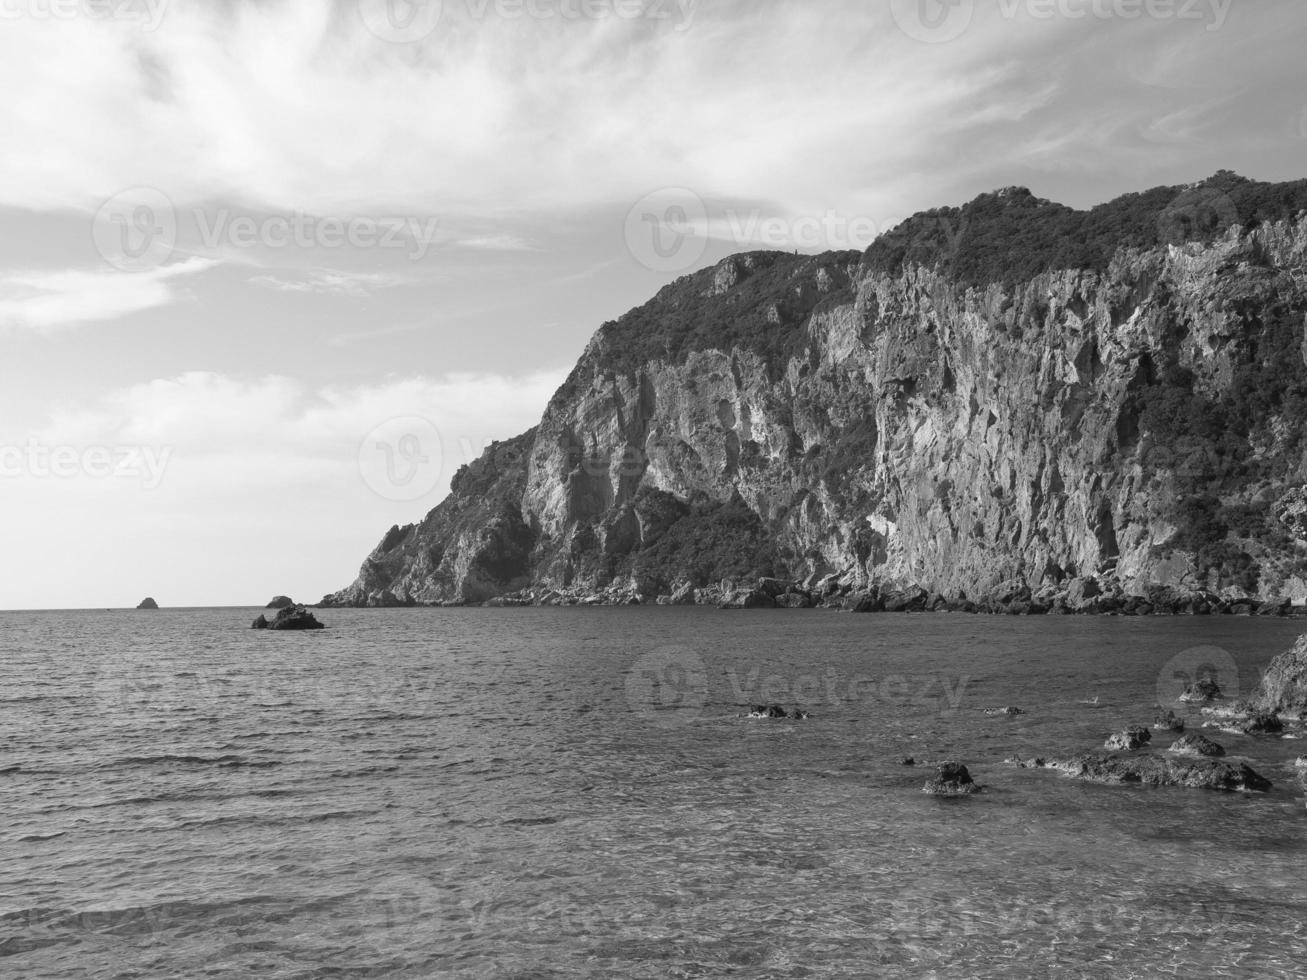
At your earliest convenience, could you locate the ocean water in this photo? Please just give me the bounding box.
[2,607,1306,979]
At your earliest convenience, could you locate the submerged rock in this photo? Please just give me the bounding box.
[745,704,808,720]
[983,706,1025,717]
[1104,726,1152,751]
[252,605,325,631]
[136,597,159,610]
[923,761,981,796]
[1167,733,1226,758]
[1040,755,1271,793]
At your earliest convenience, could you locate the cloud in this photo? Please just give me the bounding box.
[36,368,569,491]
[0,367,568,606]
[249,269,406,296]
[0,257,217,330]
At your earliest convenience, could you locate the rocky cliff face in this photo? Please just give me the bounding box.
[325,173,1307,609]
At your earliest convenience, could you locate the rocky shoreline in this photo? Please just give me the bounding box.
[335,575,1305,617]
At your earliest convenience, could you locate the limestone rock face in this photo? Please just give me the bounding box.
[1251,634,1307,717]
[323,176,1307,609]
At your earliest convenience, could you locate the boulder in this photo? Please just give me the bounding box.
[265,596,295,609]
[252,605,325,631]
[667,582,697,606]
[136,597,159,610]
[1167,733,1226,758]
[844,591,883,613]
[1104,726,1152,751]
[747,705,789,719]
[1040,755,1271,793]
[1066,577,1100,607]
[719,589,776,610]
[1179,678,1223,703]
[776,592,813,609]
[883,587,927,613]
[755,578,792,599]
[922,762,981,796]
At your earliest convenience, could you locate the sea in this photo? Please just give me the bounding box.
[2,607,1306,979]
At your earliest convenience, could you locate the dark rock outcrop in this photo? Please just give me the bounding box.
[265,596,295,609]
[923,762,981,796]
[745,705,809,720]
[1167,733,1226,757]
[324,175,1307,611]
[1179,679,1223,703]
[136,598,158,610]
[252,605,325,631]
[1030,755,1271,793]
[1105,726,1152,751]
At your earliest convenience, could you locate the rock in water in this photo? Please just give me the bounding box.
[265,596,295,609]
[1179,678,1223,703]
[923,762,981,796]
[1043,755,1270,793]
[1167,733,1226,758]
[251,605,325,631]
[1104,726,1152,751]
[136,597,159,610]
[1153,707,1185,732]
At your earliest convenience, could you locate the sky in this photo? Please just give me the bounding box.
[0,0,1304,609]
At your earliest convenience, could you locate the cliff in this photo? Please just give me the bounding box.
[325,172,1307,611]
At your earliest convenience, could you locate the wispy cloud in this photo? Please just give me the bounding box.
[249,269,406,297]
[0,257,217,330]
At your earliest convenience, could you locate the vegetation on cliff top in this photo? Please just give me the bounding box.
[863,171,1307,288]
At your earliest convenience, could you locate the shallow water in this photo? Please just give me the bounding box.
[2,607,1305,978]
